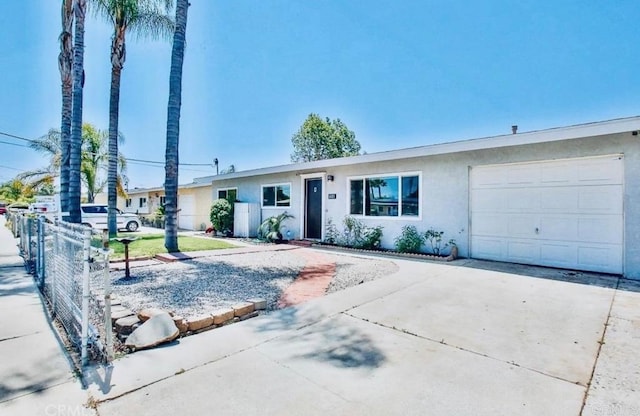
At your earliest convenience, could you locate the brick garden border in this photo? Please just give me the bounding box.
[109,298,267,352]
[311,242,458,262]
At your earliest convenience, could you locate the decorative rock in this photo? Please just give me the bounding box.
[239,311,259,321]
[137,307,167,322]
[187,314,214,332]
[115,315,141,335]
[172,315,188,334]
[125,313,179,350]
[111,308,135,325]
[232,302,254,317]
[211,308,235,325]
[247,298,267,310]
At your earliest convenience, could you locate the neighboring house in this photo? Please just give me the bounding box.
[95,178,214,231]
[207,116,640,279]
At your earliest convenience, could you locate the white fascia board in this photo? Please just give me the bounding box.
[206,116,640,182]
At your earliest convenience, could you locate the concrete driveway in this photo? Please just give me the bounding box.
[88,253,639,416]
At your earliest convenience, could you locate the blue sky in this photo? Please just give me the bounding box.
[1,1,639,188]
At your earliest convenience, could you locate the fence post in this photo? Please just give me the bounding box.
[26,217,33,271]
[50,221,58,316]
[102,230,113,362]
[81,227,91,366]
[37,217,45,289]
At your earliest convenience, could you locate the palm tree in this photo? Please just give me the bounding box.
[81,124,128,202]
[58,0,74,214]
[21,125,128,203]
[164,0,189,252]
[91,0,174,237]
[69,0,87,223]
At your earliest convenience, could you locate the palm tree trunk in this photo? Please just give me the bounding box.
[164,0,189,252]
[107,31,125,237]
[69,0,86,224]
[107,66,122,237]
[59,0,73,215]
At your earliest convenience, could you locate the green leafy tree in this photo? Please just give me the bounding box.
[91,0,174,236]
[291,113,361,162]
[164,0,188,252]
[0,179,36,203]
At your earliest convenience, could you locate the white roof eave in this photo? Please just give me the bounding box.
[202,115,640,182]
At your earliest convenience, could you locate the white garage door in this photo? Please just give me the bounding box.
[178,195,195,230]
[470,155,623,274]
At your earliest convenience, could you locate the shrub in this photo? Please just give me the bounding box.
[324,218,339,244]
[424,228,447,255]
[395,225,423,253]
[361,225,384,249]
[339,216,365,247]
[209,199,233,233]
[334,216,383,249]
[258,211,294,242]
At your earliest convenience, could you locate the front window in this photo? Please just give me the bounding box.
[217,188,237,202]
[350,180,364,215]
[262,184,290,207]
[349,173,420,217]
[366,176,399,216]
[139,197,147,208]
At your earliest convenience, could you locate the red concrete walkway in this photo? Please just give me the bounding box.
[277,249,336,308]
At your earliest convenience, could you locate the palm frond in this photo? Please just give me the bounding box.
[32,129,61,156]
[89,0,118,25]
[130,12,174,40]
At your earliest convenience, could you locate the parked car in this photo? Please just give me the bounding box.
[7,202,30,213]
[81,204,141,232]
[0,203,6,215]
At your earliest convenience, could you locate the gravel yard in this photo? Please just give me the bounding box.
[109,249,398,319]
[328,254,399,294]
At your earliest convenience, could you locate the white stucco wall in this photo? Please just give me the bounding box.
[212,132,640,278]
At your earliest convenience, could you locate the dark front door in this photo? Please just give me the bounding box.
[305,178,322,239]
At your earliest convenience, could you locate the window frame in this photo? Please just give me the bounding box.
[261,182,292,209]
[216,187,238,201]
[125,198,132,208]
[139,197,147,208]
[346,171,422,220]
[159,196,166,206]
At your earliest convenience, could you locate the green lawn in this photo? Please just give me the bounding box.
[106,234,238,260]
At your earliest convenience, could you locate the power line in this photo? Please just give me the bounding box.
[0,164,25,172]
[0,129,215,167]
[126,160,214,173]
[126,157,212,167]
[0,131,31,143]
[0,140,30,148]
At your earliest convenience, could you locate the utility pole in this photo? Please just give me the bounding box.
[214,158,219,175]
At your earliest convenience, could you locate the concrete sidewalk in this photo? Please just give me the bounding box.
[90,254,639,415]
[0,217,93,416]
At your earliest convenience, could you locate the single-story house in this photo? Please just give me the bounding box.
[94,176,214,231]
[208,116,640,279]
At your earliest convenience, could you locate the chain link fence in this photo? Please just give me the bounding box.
[10,212,113,365]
